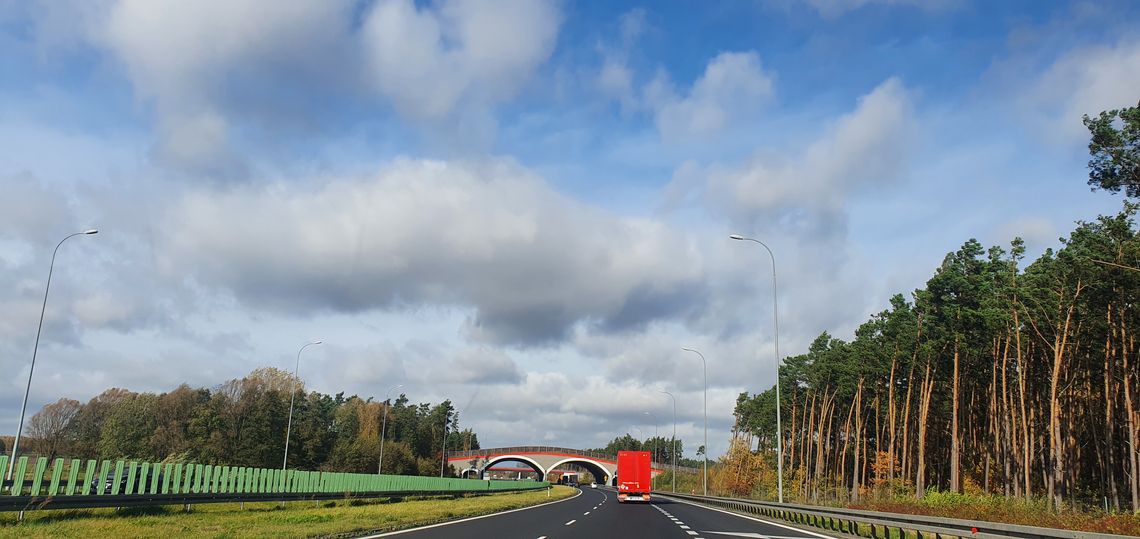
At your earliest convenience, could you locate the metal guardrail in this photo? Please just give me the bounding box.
[449,446,702,474]
[657,492,1136,539]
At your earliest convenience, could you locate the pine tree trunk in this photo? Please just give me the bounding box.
[814,391,831,502]
[1124,333,1139,512]
[840,388,856,497]
[803,392,818,499]
[852,379,864,501]
[1001,331,1015,498]
[1048,282,1080,510]
[888,351,899,483]
[902,315,923,483]
[916,361,934,498]
[951,333,961,493]
[788,392,799,493]
[1106,304,1120,510]
[1015,306,1032,499]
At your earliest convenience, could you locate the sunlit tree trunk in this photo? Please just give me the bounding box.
[951,333,961,493]
[887,350,899,484]
[916,361,934,498]
[852,379,864,501]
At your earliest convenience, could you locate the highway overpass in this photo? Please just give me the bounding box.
[447,446,698,484]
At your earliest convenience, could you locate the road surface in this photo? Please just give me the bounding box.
[363,487,835,539]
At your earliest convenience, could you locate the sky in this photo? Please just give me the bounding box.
[1,0,1138,459]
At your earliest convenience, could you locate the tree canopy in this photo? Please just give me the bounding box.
[20,370,475,477]
[1084,101,1140,197]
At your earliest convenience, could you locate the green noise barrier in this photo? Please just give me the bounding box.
[1,455,547,499]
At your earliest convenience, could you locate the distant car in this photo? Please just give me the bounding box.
[91,469,163,494]
[590,482,597,489]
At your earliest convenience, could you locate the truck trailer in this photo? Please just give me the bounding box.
[616,450,652,503]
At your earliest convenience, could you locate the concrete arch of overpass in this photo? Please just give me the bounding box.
[474,455,613,484]
[479,454,547,481]
[546,457,611,485]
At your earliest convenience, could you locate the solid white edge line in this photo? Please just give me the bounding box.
[659,495,837,539]
[355,488,583,538]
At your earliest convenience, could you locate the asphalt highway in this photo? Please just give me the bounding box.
[364,487,835,539]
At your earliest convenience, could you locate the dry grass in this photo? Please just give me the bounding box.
[0,486,576,539]
[849,492,1140,537]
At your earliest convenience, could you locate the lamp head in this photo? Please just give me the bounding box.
[83,229,99,235]
[729,234,745,240]
[312,340,323,345]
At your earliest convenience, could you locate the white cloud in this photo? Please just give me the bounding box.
[594,8,647,112]
[648,52,774,142]
[360,0,562,121]
[1029,39,1140,142]
[0,173,74,244]
[597,59,635,109]
[991,216,1058,252]
[158,157,706,346]
[19,0,562,172]
[661,78,917,361]
[701,77,912,218]
[789,0,953,18]
[99,0,355,172]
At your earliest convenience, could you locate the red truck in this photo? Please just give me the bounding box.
[616,450,652,503]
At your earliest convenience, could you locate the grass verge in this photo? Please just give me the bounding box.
[0,486,577,539]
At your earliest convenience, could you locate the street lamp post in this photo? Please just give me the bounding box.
[729,234,785,503]
[644,411,657,490]
[681,347,708,496]
[378,384,403,474]
[283,341,322,471]
[8,229,98,483]
[659,390,677,492]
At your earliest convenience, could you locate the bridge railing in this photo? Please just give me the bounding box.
[448,446,701,474]
[450,446,617,462]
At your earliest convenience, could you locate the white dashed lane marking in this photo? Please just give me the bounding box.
[565,520,576,526]
[584,512,590,515]
[653,503,706,538]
